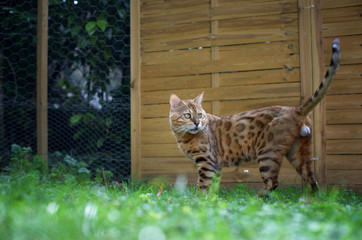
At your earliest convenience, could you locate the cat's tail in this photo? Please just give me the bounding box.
[299,38,341,116]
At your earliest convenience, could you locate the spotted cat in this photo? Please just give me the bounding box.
[169,39,340,196]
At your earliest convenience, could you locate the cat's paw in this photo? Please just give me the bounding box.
[300,125,311,137]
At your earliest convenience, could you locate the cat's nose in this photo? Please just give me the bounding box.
[194,119,199,126]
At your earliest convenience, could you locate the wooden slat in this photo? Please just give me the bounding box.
[131,0,141,180]
[141,157,195,172]
[142,130,175,144]
[141,143,183,157]
[323,36,362,66]
[141,14,298,52]
[142,118,172,132]
[142,41,298,66]
[322,20,362,37]
[326,124,362,139]
[328,79,362,95]
[219,68,300,87]
[141,0,210,16]
[141,82,300,104]
[324,64,362,80]
[141,0,297,28]
[327,170,362,185]
[141,74,212,92]
[322,5,362,23]
[326,139,362,154]
[327,155,362,170]
[218,97,300,116]
[326,109,362,124]
[326,94,362,110]
[322,0,362,10]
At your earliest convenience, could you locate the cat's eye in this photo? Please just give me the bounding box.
[197,113,203,118]
[183,113,191,119]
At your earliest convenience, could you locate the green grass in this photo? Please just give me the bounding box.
[0,175,361,240]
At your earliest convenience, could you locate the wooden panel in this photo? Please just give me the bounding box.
[322,20,362,37]
[218,68,300,87]
[141,0,297,28]
[328,79,362,95]
[141,74,212,92]
[326,124,362,139]
[327,155,362,170]
[142,14,298,52]
[141,157,195,172]
[322,5,362,23]
[322,0,362,9]
[327,170,362,185]
[326,94,362,110]
[326,139,362,154]
[324,64,362,80]
[141,143,183,157]
[131,0,142,180]
[218,97,300,116]
[142,130,175,144]
[326,109,362,124]
[141,82,300,104]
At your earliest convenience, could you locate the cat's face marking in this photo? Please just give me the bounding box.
[169,92,208,135]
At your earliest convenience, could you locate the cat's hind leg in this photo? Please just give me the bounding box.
[286,135,319,193]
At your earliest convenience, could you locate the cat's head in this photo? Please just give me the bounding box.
[169,92,208,135]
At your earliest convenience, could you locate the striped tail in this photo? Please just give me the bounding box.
[300,38,341,116]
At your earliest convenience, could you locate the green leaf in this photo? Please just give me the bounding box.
[85,21,96,35]
[106,118,113,127]
[96,20,108,31]
[69,114,83,127]
[71,25,82,37]
[96,138,104,148]
[90,36,98,45]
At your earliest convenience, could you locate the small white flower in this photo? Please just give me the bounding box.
[46,202,59,215]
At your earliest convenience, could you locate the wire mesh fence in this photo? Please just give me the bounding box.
[1,0,131,181]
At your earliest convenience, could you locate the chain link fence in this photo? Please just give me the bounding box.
[1,0,131,181]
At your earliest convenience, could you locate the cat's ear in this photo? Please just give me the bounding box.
[194,92,204,105]
[170,94,183,110]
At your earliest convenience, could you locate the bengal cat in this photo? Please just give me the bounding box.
[169,39,340,197]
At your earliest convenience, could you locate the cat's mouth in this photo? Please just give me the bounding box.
[189,126,201,134]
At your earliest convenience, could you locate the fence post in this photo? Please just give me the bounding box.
[36,0,49,169]
[298,0,326,188]
[131,0,141,181]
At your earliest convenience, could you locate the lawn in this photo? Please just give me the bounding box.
[0,173,361,240]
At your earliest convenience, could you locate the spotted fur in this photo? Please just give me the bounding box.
[169,39,340,197]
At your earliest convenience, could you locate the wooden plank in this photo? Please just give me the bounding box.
[326,139,362,154]
[141,53,299,78]
[142,130,175,144]
[140,157,195,172]
[326,94,362,110]
[142,48,210,66]
[142,118,171,132]
[131,0,141,180]
[141,82,300,105]
[326,109,362,124]
[322,5,362,23]
[219,68,300,87]
[142,41,298,66]
[322,0,362,9]
[141,14,298,52]
[141,143,184,157]
[326,124,362,139]
[328,79,362,95]
[141,0,297,28]
[36,0,49,168]
[322,20,362,37]
[141,74,212,92]
[323,36,362,66]
[141,0,209,16]
[218,97,300,116]
[327,155,362,170]
[327,170,362,185]
[324,64,362,80]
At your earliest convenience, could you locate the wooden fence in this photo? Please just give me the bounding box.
[131,0,362,190]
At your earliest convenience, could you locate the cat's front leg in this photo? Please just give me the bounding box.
[195,156,220,192]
